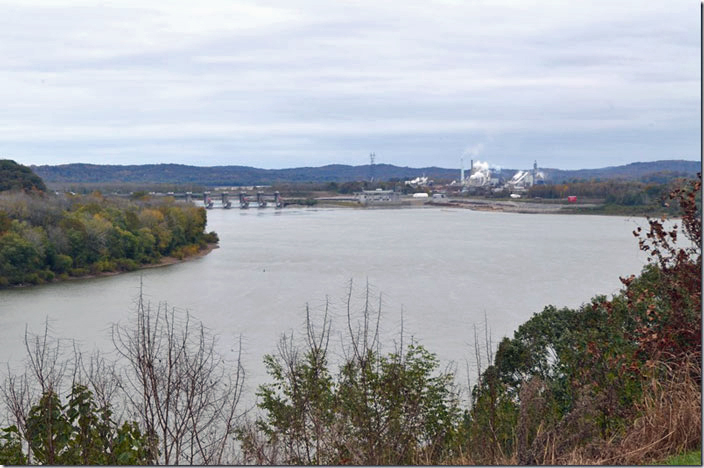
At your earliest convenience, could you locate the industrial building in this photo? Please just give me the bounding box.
[458,159,545,191]
[506,161,545,191]
[356,189,401,205]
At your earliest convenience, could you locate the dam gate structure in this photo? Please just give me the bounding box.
[145,190,284,209]
[203,192,214,209]
[221,192,232,209]
[238,192,249,209]
[236,191,282,209]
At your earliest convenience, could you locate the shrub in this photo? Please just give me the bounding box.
[52,253,73,273]
[240,284,463,465]
[203,231,219,244]
[20,385,153,465]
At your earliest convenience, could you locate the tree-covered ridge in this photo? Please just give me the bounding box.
[0,192,218,287]
[31,160,700,186]
[32,162,461,185]
[0,160,46,192]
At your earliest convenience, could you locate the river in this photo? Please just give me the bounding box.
[0,207,650,399]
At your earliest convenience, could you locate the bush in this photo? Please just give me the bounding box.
[203,231,219,244]
[114,258,139,271]
[13,385,153,465]
[37,269,55,281]
[69,267,89,277]
[172,244,200,260]
[240,284,463,465]
[92,258,117,273]
[53,254,73,273]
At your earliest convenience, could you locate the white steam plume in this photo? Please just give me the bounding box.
[462,143,485,158]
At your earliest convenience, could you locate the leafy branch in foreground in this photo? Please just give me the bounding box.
[239,281,462,465]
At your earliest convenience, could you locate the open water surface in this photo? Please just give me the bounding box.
[0,207,651,398]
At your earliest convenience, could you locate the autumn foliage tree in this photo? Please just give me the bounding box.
[0,191,218,287]
[615,173,700,380]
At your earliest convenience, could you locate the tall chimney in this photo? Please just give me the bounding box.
[460,157,464,183]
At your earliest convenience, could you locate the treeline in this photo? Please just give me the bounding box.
[527,178,692,206]
[45,181,208,195]
[0,191,218,287]
[0,177,699,465]
[32,162,459,186]
[544,160,700,184]
[32,160,701,187]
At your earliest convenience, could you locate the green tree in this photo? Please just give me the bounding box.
[0,230,42,284]
[0,425,27,465]
[242,284,463,465]
[22,385,154,465]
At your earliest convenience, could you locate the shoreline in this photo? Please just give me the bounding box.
[139,242,219,270]
[8,243,219,289]
[313,199,673,218]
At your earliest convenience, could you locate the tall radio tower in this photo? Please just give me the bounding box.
[369,152,376,182]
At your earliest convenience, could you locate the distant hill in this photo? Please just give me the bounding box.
[0,160,46,192]
[32,163,459,186]
[541,160,701,184]
[31,160,700,187]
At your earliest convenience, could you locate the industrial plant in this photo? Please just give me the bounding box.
[456,159,545,193]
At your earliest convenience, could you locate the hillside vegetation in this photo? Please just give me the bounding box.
[32,163,460,185]
[546,160,700,184]
[0,160,46,192]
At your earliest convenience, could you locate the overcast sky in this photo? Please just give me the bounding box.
[1,0,699,170]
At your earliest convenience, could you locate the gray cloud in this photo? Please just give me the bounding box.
[0,0,698,170]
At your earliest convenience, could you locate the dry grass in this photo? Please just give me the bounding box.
[448,356,702,466]
[604,357,702,465]
[557,356,702,466]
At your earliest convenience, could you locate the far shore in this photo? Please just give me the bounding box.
[311,198,674,217]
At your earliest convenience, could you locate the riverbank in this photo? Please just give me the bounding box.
[314,197,671,217]
[6,243,219,289]
[140,242,219,269]
[438,199,675,217]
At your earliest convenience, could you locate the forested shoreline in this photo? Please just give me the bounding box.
[0,190,218,287]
